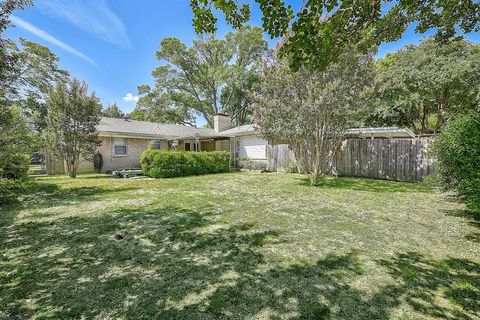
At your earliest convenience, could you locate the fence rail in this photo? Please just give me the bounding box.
[267,138,434,182]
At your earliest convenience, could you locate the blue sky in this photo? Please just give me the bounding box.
[7,0,480,125]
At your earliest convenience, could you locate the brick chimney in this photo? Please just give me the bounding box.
[214,113,231,133]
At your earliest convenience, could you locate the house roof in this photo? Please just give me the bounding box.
[97,117,214,139]
[98,117,415,140]
[160,124,259,140]
[214,124,258,137]
[347,127,416,139]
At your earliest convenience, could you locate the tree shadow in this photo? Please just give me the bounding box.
[2,200,479,319]
[446,209,480,224]
[378,252,480,320]
[297,176,430,193]
[18,182,140,209]
[74,174,114,180]
[445,209,480,243]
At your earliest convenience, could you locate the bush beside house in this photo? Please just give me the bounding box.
[141,150,230,178]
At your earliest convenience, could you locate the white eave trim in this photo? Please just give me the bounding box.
[98,131,173,140]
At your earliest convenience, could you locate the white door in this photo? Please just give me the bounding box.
[238,135,267,159]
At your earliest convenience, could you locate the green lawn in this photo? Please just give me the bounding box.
[1,172,479,319]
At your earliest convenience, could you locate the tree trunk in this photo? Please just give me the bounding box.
[421,104,429,134]
[308,171,321,186]
[66,154,78,178]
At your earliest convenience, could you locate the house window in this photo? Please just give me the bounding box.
[113,138,127,156]
[152,139,162,150]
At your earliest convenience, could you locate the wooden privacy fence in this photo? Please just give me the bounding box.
[267,138,434,182]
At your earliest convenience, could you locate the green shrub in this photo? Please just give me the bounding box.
[140,150,230,178]
[284,159,298,173]
[0,154,30,180]
[432,112,480,212]
[0,179,25,205]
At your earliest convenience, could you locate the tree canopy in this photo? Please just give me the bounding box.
[133,25,267,127]
[191,0,480,70]
[0,0,32,35]
[368,38,480,134]
[101,103,125,118]
[2,39,68,99]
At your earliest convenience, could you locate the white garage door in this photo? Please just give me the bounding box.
[239,136,267,159]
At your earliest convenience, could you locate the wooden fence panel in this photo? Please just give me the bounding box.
[267,144,295,172]
[267,138,434,182]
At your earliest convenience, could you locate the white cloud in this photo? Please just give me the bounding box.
[37,0,131,48]
[11,15,95,64]
[123,93,139,103]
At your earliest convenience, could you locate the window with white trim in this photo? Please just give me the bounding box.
[113,138,127,156]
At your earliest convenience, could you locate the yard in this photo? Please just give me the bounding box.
[0,172,478,319]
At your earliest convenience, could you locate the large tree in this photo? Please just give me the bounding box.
[368,39,480,134]
[2,1,66,104]
[191,0,480,71]
[1,39,68,101]
[0,0,66,180]
[0,0,31,34]
[254,51,374,185]
[1,39,69,133]
[134,26,267,127]
[46,79,102,178]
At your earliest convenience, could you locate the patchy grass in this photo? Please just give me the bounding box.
[0,172,478,319]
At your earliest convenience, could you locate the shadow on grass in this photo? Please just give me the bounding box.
[297,176,430,193]
[378,252,480,319]
[17,182,140,209]
[73,174,114,180]
[1,201,479,319]
[445,209,480,244]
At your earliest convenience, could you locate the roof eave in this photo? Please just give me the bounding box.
[98,131,174,139]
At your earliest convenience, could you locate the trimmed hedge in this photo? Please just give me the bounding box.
[141,150,230,178]
[0,178,25,205]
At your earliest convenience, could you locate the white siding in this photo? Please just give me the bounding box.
[238,135,267,159]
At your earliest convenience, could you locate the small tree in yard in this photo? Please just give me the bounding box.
[254,52,373,185]
[47,78,101,178]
